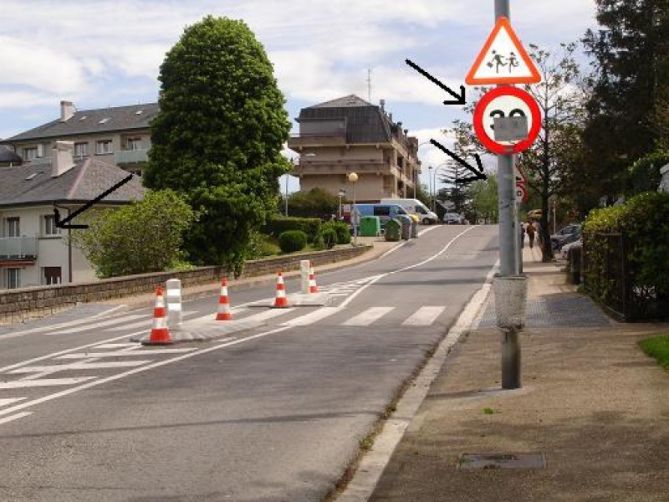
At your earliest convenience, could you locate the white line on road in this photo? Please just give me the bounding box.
[238,308,296,322]
[0,398,26,407]
[283,307,340,327]
[0,377,97,389]
[343,307,395,327]
[8,360,152,373]
[401,306,447,327]
[47,314,146,335]
[58,348,196,359]
[0,412,32,425]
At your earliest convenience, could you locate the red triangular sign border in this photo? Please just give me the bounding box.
[465,17,541,85]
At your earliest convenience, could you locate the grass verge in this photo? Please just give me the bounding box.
[639,334,669,371]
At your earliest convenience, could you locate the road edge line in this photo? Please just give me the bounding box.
[332,259,499,502]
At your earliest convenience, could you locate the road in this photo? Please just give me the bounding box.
[0,225,498,502]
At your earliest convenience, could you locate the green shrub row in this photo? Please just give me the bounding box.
[264,216,321,242]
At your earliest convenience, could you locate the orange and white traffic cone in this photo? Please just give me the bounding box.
[146,287,172,345]
[216,277,232,321]
[308,262,318,294]
[272,271,289,308]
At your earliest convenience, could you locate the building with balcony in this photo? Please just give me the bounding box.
[0,142,145,290]
[287,95,421,201]
[1,101,158,175]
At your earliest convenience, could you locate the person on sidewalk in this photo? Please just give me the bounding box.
[519,223,525,249]
[526,220,536,249]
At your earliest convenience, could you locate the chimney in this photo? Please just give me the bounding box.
[60,100,76,122]
[379,99,385,111]
[51,141,76,177]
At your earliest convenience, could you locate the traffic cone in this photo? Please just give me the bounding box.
[273,271,289,308]
[216,277,232,321]
[146,287,172,345]
[308,262,319,294]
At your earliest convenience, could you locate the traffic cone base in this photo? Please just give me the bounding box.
[273,272,290,308]
[147,287,173,345]
[216,278,233,321]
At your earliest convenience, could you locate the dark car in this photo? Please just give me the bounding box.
[551,224,581,251]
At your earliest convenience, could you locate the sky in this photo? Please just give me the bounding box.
[0,0,598,193]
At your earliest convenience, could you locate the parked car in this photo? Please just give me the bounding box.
[380,198,438,225]
[560,238,582,260]
[443,212,464,224]
[551,224,581,251]
[354,204,409,228]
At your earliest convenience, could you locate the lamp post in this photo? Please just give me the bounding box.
[338,189,346,219]
[432,161,449,212]
[348,172,359,244]
[285,172,290,216]
[415,140,432,199]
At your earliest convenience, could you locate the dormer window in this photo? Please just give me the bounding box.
[74,142,88,158]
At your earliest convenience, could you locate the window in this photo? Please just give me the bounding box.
[126,137,142,150]
[373,206,390,216]
[96,140,113,154]
[415,206,427,214]
[42,267,62,286]
[43,215,60,236]
[74,142,89,157]
[5,217,20,237]
[6,268,21,289]
[23,147,38,161]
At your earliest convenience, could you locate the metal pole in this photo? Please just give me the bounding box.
[352,182,357,245]
[494,0,521,390]
[413,167,417,199]
[284,174,289,216]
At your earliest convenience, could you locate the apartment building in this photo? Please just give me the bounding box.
[1,101,158,174]
[287,95,421,201]
[0,142,145,290]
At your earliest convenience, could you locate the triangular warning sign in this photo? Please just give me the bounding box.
[465,17,541,85]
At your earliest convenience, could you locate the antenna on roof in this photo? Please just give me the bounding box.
[366,66,372,102]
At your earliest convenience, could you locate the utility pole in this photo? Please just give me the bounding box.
[495,0,521,389]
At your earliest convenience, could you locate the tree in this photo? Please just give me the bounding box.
[287,188,339,219]
[517,43,584,262]
[581,0,669,203]
[466,174,498,224]
[144,16,291,274]
[438,161,468,213]
[71,190,194,278]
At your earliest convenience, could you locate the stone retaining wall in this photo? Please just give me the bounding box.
[0,245,371,324]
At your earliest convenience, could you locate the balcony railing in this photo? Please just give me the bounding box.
[0,237,37,259]
[287,132,347,148]
[114,149,149,165]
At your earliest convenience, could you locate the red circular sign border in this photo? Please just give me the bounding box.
[473,86,541,155]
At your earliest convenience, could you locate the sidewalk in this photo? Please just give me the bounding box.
[368,246,669,501]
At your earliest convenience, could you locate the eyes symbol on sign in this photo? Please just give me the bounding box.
[489,108,526,130]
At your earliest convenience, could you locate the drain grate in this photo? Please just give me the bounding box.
[457,452,546,470]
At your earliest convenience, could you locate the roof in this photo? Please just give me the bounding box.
[3,103,159,143]
[298,94,393,143]
[0,145,21,164]
[0,158,146,207]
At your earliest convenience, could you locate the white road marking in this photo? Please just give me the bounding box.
[0,412,32,425]
[0,398,26,407]
[64,311,198,334]
[47,314,146,335]
[240,308,296,322]
[284,307,340,327]
[58,348,196,359]
[0,377,96,389]
[8,360,152,373]
[94,343,138,349]
[401,306,446,326]
[343,307,395,326]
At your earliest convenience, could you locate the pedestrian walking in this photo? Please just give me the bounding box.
[519,222,525,249]
[526,220,536,249]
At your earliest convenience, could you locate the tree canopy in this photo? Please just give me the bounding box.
[144,16,291,274]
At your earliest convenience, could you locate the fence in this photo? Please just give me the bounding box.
[583,232,668,321]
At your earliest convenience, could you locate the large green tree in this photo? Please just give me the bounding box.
[144,16,291,273]
[581,0,669,204]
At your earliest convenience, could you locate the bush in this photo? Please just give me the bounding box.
[287,188,339,219]
[278,230,308,253]
[264,216,321,242]
[321,220,351,245]
[321,228,337,249]
[70,190,195,278]
[247,232,281,259]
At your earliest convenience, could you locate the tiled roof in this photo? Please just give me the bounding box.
[0,158,145,207]
[298,94,392,144]
[4,103,159,143]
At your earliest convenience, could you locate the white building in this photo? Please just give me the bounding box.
[0,142,145,290]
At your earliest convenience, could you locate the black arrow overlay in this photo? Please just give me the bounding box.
[429,139,487,182]
[54,174,134,229]
[405,59,466,106]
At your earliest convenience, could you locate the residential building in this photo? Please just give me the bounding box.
[287,95,421,201]
[0,141,145,290]
[1,101,158,175]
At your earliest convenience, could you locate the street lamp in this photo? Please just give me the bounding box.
[338,188,346,219]
[415,140,432,199]
[348,172,359,244]
[432,161,449,212]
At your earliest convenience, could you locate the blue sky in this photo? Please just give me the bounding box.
[0,0,597,192]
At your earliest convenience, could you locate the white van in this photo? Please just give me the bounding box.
[380,198,438,225]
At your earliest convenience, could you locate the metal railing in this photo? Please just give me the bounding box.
[114,149,149,164]
[0,236,38,259]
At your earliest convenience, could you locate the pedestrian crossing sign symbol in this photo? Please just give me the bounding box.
[465,17,541,85]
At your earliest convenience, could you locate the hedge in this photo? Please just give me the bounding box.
[278,230,308,253]
[264,216,321,242]
[322,220,351,245]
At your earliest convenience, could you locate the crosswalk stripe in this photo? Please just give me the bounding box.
[241,308,296,323]
[284,307,339,327]
[343,307,395,326]
[0,377,96,389]
[55,311,197,334]
[47,314,145,335]
[8,360,152,374]
[0,412,32,425]
[401,306,446,326]
[0,398,26,407]
[57,348,196,359]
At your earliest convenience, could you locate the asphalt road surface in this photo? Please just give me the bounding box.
[0,225,498,502]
